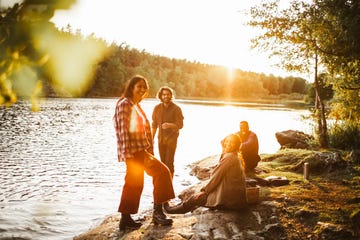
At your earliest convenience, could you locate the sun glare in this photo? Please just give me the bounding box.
[226,66,236,83]
[49,0,306,78]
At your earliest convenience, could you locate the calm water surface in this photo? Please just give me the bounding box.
[0,98,311,240]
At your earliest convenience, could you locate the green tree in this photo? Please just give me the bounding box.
[313,0,360,122]
[291,77,308,94]
[261,75,279,95]
[0,1,77,109]
[249,0,360,148]
[249,0,333,147]
[307,73,334,105]
[0,0,107,109]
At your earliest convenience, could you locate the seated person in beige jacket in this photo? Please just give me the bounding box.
[165,133,247,214]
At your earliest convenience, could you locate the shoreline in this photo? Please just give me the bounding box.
[74,149,360,240]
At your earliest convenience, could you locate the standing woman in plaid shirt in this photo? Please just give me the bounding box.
[114,75,175,231]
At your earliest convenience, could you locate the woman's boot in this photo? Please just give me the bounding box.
[119,214,142,231]
[152,203,173,225]
[164,202,192,214]
[164,192,207,214]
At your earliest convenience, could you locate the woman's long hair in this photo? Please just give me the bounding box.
[122,75,149,100]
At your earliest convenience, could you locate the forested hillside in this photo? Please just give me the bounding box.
[1,1,310,105]
[85,43,310,101]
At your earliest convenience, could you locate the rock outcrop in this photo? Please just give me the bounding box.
[275,130,314,149]
[74,201,286,240]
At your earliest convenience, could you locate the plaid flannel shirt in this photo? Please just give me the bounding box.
[114,98,152,162]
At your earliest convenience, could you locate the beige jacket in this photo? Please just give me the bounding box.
[203,152,247,210]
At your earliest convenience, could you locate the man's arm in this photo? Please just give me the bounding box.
[240,132,258,152]
[162,105,184,130]
[151,105,159,139]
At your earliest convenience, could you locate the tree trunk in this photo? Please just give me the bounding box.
[314,53,328,148]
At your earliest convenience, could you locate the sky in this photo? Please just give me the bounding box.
[2,0,306,78]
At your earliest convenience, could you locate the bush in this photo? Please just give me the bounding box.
[328,121,360,150]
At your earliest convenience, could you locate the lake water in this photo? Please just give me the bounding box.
[0,98,312,240]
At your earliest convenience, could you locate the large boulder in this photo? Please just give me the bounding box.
[275,130,314,149]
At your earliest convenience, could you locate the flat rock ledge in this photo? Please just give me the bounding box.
[74,153,283,240]
[74,201,283,240]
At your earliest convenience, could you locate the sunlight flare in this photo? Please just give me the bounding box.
[34,24,107,97]
[226,66,236,83]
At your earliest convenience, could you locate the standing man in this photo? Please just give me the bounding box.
[236,121,261,174]
[152,86,184,177]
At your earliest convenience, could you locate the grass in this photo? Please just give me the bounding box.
[257,148,360,239]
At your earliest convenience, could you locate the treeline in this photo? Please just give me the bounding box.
[85,43,310,100]
[1,1,310,106]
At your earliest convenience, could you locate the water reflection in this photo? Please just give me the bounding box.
[0,98,311,239]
